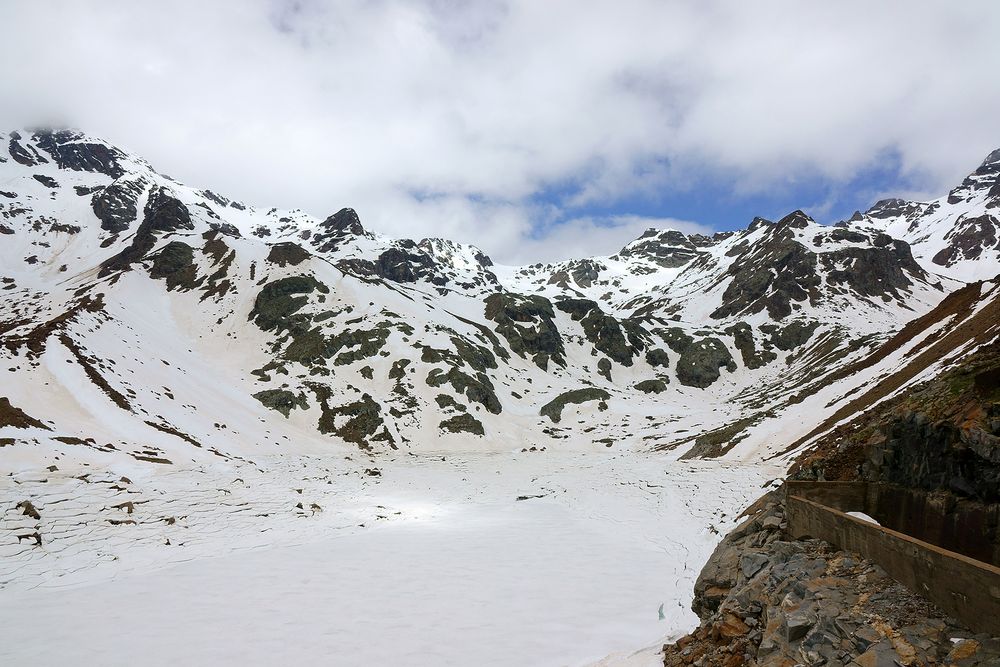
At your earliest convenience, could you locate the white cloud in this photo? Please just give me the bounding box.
[1,0,998,263]
[502,214,713,265]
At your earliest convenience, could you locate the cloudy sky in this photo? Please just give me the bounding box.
[2,1,999,263]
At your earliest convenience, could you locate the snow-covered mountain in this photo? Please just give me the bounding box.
[845,148,1000,282]
[0,128,997,466]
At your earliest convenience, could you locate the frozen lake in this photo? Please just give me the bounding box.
[0,453,779,666]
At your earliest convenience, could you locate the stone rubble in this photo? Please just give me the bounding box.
[662,492,1000,666]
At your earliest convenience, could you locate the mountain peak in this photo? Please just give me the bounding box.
[980,148,1000,168]
[776,210,812,229]
[8,127,128,178]
[321,207,365,235]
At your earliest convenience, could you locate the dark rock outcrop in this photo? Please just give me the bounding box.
[249,275,328,333]
[484,293,566,370]
[439,413,485,436]
[618,229,705,268]
[91,177,146,234]
[664,493,1000,667]
[555,298,642,366]
[676,337,736,388]
[149,242,199,291]
[712,213,821,321]
[32,129,125,178]
[311,207,366,252]
[932,214,999,267]
[99,187,195,276]
[539,388,610,423]
[253,389,308,417]
[266,242,310,267]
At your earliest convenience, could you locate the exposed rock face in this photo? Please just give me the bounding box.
[249,276,328,332]
[311,207,367,252]
[7,131,47,167]
[32,129,125,178]
[439,413,485,436]
[426,366,501,415]
[484,293,566,370]
[634,379,667,394]
[868,409,1000,504]
[0,397,50,429]
[844,148,1000,279]
[90,177,145,234]
[374,246,438,283]
[555,298,643,366]
[618,229,705,267]
[712,213,821,321]
[948,149,1000,205]
[665,493,1000,667]
[676,337,737,388]
[863,197,930,222]
[539,388,610,423]
[313,390,392,449]
[933,214,999,267]
[762,320,819,352]
[32,174,59,188]
[252,389,308,417]
[149,241,199,291]
[792,341,1000,563]
[266,241,310,267]
[726,322,776,370]
[99,187,195,276]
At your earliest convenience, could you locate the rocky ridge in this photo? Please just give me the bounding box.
[0,128,997,465]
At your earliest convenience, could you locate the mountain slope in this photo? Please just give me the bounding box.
[846,149,1000,282]
[0,129,997,464]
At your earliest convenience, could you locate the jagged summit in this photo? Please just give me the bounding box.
[980,147,1000,168]
[775,210,812,229]
[846,147,1000,282]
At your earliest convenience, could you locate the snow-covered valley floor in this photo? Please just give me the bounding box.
[0,451,781,666]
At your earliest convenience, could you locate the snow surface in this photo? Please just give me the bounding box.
[0,452,779,666]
